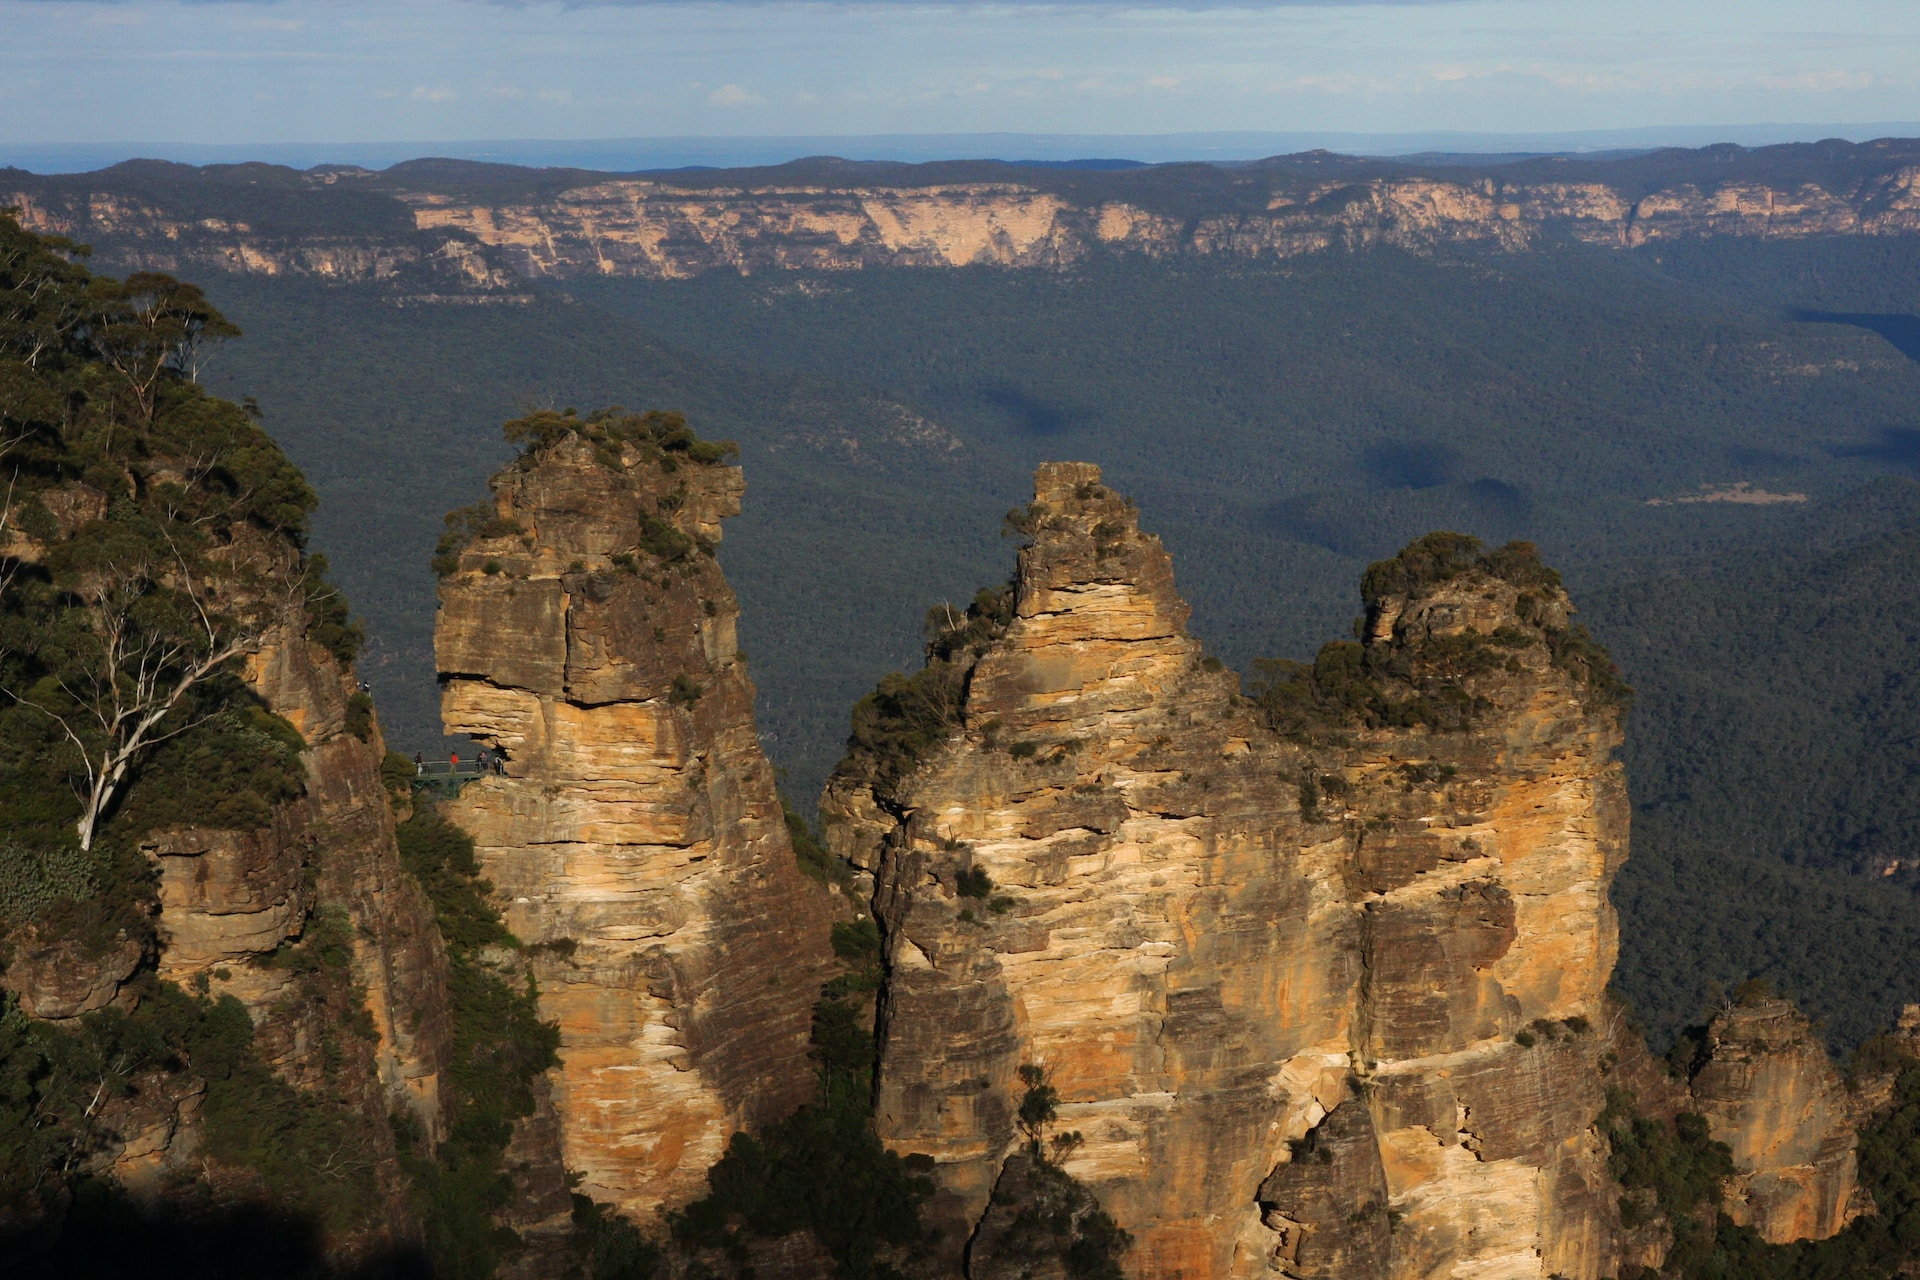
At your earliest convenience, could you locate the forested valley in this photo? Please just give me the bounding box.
[132,224,1920,1053]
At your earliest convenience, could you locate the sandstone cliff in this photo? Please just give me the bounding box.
[1687,997,1859,1244]
[12,140,1920,286]
[820,465,1638,1280]
[433,410,841,1222]
[0,488,453,1262]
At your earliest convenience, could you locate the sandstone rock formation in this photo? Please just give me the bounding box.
[0,488,453,1259]
[1688,997,1859,1244]
[434,413,841,1220]
[822,465,1635,1280]
[12,141,1920,286]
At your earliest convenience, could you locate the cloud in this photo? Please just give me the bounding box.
[410,85,458,101]
[1758,70,1876,92]
[708,83,761,105]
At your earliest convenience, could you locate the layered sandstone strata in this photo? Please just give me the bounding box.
[11,148,1920,285]
[822,464,1636,1280]
[1689,997,1859,1243]
[435,421,840,1219]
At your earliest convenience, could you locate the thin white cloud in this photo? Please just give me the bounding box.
[709,83,761,105]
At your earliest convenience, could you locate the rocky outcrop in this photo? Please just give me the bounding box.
[434,415,841,1220]
[0,468,455,1255]
[822,465,1634,1280]
[1688,997,1859,1244]
[12,141,1920,285]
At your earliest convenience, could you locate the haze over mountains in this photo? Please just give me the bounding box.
[13,135,1920,1053]
[13,122,1920,174]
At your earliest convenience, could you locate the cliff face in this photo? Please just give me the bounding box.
[433,420,840,1220]
[0,488,453,1258]
[11,143,1920,285]
[1688,998,1859,1244]
[820,464,1632,1280]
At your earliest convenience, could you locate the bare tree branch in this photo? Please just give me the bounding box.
[9,550,273,851]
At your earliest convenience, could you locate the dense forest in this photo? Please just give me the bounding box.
[12,158,1909,1054]
[15,176,1920,1272]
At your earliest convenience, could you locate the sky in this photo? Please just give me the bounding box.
[4,0,1920,160]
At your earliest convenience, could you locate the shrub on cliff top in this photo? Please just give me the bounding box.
[1251,532,1628,740]
[1358,532,1563,608]
[502,406,737,469]
[832,584,1013,801]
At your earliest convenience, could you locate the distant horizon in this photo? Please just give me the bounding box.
[8,121,1920,177]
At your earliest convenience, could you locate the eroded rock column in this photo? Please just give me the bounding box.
[436,425,839,1218]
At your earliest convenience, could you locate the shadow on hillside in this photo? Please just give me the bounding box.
[1831,426,1920,474]
[2,1182,431,1280]
[976,385,1082,436]
[1791,309,1920,364]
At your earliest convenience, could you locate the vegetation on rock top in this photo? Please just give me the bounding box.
[831,583,1013,804]
[1252,532,1629,743]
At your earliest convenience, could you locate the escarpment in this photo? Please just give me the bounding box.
[819,466,1639,1279]
[433,409,842,1222]
[13,138,1920,286]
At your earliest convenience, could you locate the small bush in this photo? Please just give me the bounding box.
[345,691,374,742]
[831,585,1013,802]
[957,866,993,899]
[432,502,522,578]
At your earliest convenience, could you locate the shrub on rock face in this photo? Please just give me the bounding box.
[833,584,1015,801]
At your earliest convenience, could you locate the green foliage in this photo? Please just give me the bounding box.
[823,918,883,999]
[787,795,851,888]
[395,806,560,1279]
[1251,534,1626,740]
[831,917,881,964]
[985,1066,1131,1280]
[1617,1047,1920,1278]
[0,836,97,927]
[109,696,307,837]
[571,1193,663,1280]
[1599,1086,1735,1238]
[668,895,932,1278]
[1594,491,1920,1051]
[299,552,363,664]
[432,500,522,577]
[502,405,737,470]
[381,748,416,798]
[0,214,356,972]
[1016,1062,1061,1149]
[833,585,1013,801]
[668,992,934,1280]
[956,866,993,899]
[0,981,380,1232]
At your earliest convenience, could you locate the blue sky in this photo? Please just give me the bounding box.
[5,0,1919,152]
